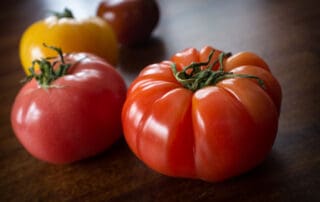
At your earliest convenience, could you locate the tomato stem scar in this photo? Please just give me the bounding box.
[171,50,265,91]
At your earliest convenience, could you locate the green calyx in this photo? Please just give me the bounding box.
[171,50,265,91]
[23,44,71,88]
[51,8,74,19]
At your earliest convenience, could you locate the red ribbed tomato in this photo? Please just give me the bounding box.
[122,46,282,182]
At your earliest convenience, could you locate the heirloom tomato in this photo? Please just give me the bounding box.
[19,8,118,75]
[122,46,282,182]
[11,45,126,164]
[97,0,159,46]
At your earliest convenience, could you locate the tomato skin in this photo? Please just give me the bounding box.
[20,15,118,75]
[97,0,159,46]
[122,46,282,182]
[11,53,127,164]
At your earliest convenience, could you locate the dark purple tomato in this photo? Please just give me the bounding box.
[97,0,160,46]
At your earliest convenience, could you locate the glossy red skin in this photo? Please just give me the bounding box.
[122,46,282,182]
[97,0,159,46]
[11,53,127,164]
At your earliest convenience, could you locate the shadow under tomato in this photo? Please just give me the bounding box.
[117,36,166,85]
[236,149,285,180]
[107,150,287,201]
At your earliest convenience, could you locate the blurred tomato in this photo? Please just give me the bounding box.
[20,8,118,75]
[97,0,159,46]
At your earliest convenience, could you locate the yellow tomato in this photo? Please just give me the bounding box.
[19,9,118,75]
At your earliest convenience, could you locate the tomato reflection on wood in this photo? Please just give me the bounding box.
[19,8,118,75]
[11,46,127,164]
[121,46,282,182]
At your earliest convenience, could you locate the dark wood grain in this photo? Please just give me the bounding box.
[1,0,320,201]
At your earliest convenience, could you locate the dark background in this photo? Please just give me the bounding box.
[1,0,319,201]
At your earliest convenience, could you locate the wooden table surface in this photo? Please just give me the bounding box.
[1,0,319,201]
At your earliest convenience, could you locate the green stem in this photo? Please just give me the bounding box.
[22,44,71,88]
[184,50,215,74]
[171,50,265,91]
[51,8,74,19]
